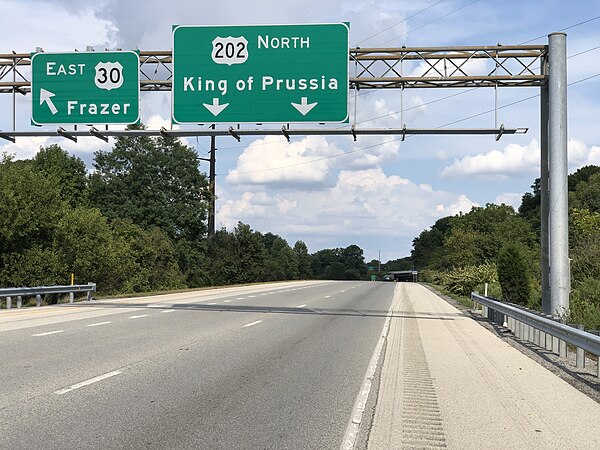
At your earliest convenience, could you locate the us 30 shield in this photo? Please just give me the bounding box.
[94,61,124,90]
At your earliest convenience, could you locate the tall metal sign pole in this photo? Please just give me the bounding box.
[546,32,570,315]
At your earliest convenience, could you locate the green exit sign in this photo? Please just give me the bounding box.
[31,51,140,125]
[172,23,349,124]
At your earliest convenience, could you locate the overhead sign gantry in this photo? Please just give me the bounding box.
[172,23,349,124]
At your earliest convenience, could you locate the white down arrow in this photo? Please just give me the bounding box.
[291,97,318,116]
[203,98,229,117]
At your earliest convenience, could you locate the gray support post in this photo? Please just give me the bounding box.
[546,333,553,351]
[548,32,570,317]
[69,292,74,304]
[559,339,567,358]
[17,296,22,308]
[541,82,551,314]
[7,296,12,309]
[576,325,585,368]
[553,336,559,354]
[36,294,42,307]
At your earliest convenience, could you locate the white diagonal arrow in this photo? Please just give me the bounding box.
[291,97,318,116]
[203,98,229,117]
[40,88,58,115]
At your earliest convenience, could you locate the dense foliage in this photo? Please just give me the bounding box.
[414,165,600,328]
[0,135,376,301]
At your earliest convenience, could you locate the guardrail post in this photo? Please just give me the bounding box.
[6,296,12,309]
[546,333,553,351]
[17,296,22,308]
[559,339,567,358]
[576,325,585,369]
[533,327,540,346]
[36,294,42,307]
[540,330,546,348]
[69,292,74,304]
[552,336,559,354]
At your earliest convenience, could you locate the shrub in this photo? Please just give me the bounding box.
[497,244,530,305]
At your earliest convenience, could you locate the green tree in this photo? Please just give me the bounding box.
[31,144,89,207]
[293,240,312,279]
[442,228,479,268]
[0,159,66,256]
[90,129,210,242]
[496,244,531,305]
[111,219,184,292]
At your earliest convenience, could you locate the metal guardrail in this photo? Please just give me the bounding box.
[0,283,96,309]
[471,292,600,378]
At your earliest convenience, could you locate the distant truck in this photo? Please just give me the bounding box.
[382,270,418,282]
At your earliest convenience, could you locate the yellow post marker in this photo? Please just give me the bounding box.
[71,273,74,286]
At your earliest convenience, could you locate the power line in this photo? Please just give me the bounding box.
[520,15,600,45]
[355,0,446,46]
[219,70,600,176]
[376,0,483,47]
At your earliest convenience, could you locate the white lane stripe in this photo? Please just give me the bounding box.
[297,304,307,308]
[54,371,122,395]
[242,320,262,328]
[237,297,245,300]
[207,302,217,305]
[128,314,148,319]
[162,310,176,313]
[324,295,331,298]
[86,321,111,327]
[248,295,256,298]
[340,285,397,450]
[32,330,64,337]
[224,300,232,303]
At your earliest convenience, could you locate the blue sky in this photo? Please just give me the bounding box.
[1,0,599,262]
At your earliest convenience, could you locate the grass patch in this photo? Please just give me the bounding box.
[425,283,473,309]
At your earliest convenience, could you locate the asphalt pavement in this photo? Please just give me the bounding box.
[0,280,395,449]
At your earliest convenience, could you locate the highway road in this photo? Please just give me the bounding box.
[0,281,395,449]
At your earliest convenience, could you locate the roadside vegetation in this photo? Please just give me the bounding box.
[413,166,600,329]
[0,128,371,301]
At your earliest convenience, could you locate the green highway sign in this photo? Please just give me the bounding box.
[172,23,349,124]
[31,51,139,125]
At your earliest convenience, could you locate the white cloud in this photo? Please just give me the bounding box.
[226,135,340,187]
[1,1,117,52]
[441,138,600,179]
[441,139,540,179]
[0,135,111,161]
[218,167,478,251]
[494,193,521,209]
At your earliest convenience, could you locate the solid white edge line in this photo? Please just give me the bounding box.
[128,314,148,319]
[340,284,398,450]
[162,310,176,313]
[242,320,262,328]
[54,370,122,395]
[32,330,64,337]
[86,321,111,327]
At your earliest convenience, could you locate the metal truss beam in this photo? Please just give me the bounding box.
[0,126,527,142]
[0,44,547,94]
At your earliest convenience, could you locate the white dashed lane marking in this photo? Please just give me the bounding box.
[242,320,262,328]
[54,371,122,395]
[86,321,111,327]
[32,330,64,337]
[297,304,307,308]
[128,314,148,319]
